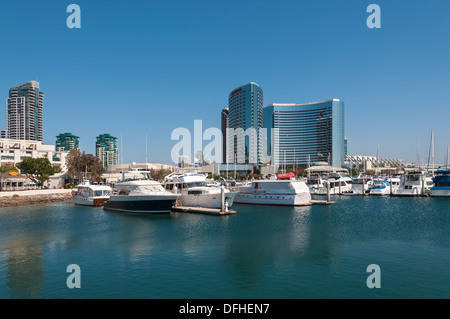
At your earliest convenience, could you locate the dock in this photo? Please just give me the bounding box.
[311,200,334,205]
[171,206,237,216]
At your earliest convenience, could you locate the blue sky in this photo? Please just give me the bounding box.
[0,0,449,165]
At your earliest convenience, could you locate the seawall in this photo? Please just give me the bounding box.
[0,189,73,207]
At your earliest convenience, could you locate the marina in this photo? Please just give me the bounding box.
[0,0,448,305]
[1,196,449,299]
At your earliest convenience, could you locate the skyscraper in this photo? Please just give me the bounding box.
[227,82,263,165]
[263,99,345,168]
[56,132,80,151]
[221,108,229,164]
[6,81,44,141]
[96,134,118,171]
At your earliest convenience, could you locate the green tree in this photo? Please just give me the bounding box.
[16,157,55,187]
[150,168,173,182]
[66,150,105,182]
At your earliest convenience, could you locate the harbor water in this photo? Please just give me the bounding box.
[0,196,449,299]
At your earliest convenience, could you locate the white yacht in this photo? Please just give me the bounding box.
[430,170,450,197]
[163,172,237,209]
[351,173,374,195]
[234,179,311,206]
[369,180,391,196]
[307,173,353,195]
[392,171,433,196]
[72,179,112,207]
[103,170,180,214]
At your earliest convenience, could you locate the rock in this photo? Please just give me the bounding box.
[0,193,73,207]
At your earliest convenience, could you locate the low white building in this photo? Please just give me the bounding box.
[0,138,68,170]
[108,162,177,173]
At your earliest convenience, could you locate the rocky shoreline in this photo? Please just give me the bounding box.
[0,192,73,207]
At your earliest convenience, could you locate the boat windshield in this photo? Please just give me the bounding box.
[135,185,166,193]
[406,174,421,182]
[374,181,387,187]
[94,190,110,196]
[187,182,207,188]
[122,172,152,181]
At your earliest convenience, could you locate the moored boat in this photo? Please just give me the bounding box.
[234,179,311,206]
[351,173,374,195]
[431,170,450,197]
[392,171,433,196]
[103,170,179,214]
[307,173,353,195]
[163,172,238,209]
[369,180,391,196]
[72,179,111,207]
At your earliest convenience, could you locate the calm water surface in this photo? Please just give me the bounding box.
[0,196,449,299]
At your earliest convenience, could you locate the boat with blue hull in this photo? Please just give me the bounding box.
[431,170,450,197]
[369,180,391,196]
[103,170,179,214]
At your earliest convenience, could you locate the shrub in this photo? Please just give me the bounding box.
[12,194,19,198]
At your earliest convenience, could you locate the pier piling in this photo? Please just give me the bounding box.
[327,181,331,203]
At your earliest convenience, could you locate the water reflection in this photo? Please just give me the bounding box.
[5,245,44,298]
[289,206,312,255]
[102,211,172,263]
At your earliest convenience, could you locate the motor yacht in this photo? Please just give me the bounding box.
[234,179,311,206]
[103,170,179,214]
[72,179,111,207]
[163,172,237,209]
[431,170,450,197]
[392,171,433,196]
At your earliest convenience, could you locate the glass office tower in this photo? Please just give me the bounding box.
[264,99,345,168]
[221,108,229,164]
[227,82,263,165]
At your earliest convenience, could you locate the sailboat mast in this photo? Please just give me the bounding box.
[416,136,420,168]
[447,144,449,170]
[145,134,148,167]
[428,130,435,175]
[445,144,450,169]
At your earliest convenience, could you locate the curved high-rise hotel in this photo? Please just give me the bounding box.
[263,99,345,168]
[226,82,263,164]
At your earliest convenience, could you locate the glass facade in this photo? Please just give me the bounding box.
[221,108,229,164]
[96,133,118,171]
[226,82,263,164]
[263,99,345,168]
[56,132,80,151]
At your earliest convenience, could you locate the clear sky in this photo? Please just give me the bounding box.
[0,0,449,165]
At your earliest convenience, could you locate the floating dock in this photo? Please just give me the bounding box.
[311,200,334,205]
[171,206,237,216]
